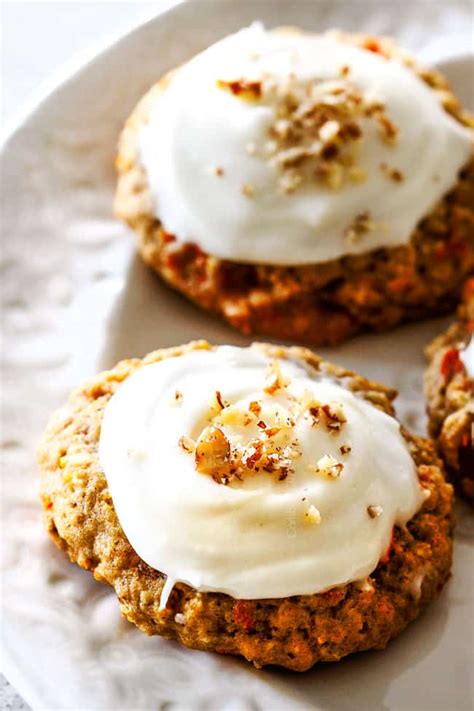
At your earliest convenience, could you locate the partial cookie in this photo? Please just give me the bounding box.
[115,25,473,346]
[425,278,474,502]
[39,341,453,671]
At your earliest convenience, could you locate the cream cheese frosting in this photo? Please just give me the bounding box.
[138,23,471,266]
[99,346,425,600]
[460,336,474,379]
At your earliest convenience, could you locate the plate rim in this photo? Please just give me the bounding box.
[0,0,185,153]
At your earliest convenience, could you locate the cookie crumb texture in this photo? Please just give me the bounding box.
[425,278,474,502]
[38,342,453,671]
[114,32,474,346]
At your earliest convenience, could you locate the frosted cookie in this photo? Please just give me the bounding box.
[425,278,474,502]
[115,25,473,345]
[39,341,453,670]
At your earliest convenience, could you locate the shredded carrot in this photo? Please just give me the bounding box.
[234,600,254,631]
[388,276,412,294]
[440,348,463,379]
[463,277,474,300]
[378,599,394,619]
[321,588,344,605]
[380,531,394,565]
[363,38,383,54]
[434,241,467,260]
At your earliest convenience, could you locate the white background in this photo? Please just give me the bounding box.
[1,1,173,124]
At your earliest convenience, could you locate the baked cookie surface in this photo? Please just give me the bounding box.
[115,28,474,346]
[38,341,453,671]
[425,278,474,502]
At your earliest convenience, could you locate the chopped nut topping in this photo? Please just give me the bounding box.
[241,433,300,480]
[216,406,252,428]
[215,390,226,410]
[193,397,302,485]
[321,402,347,432]
[241,182,255,197]
[264,360,291,394]
[179,434,195,454]
[248,400,262,418]
[367,504,383,518]
[315,160,344,191]
[218,70,398,195]
[278,168,304,194]
[189,363,350,488]
[348,166,367,183]
[307,401,322,426]
[217,78,262,100]
[380,162,404,182]
[311,453,344,478]
[262,76,398,194]
[240,442,263,470]
[305,397,346,433]
[340,444,352,455]
[319,119,341,143]
[263,426,281,438]
[344,210,375,244]
[195,426,231,482]
[316,453,338,468]
[264,138,278,155]
[174,613,185,625]
[171,390,183,406]
[375,113,398,144]
[304,504,322,524]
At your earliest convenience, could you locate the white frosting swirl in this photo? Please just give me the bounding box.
[99,346,424,599]
[460,336,474,378]
[138,23,471,266]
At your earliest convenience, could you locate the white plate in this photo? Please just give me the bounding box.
[1,1,473,709]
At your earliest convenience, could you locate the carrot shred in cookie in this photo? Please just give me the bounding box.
[234,600,255,630]
[440,347,464,379]
[434,240,468,260]
[379,530,394,565]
